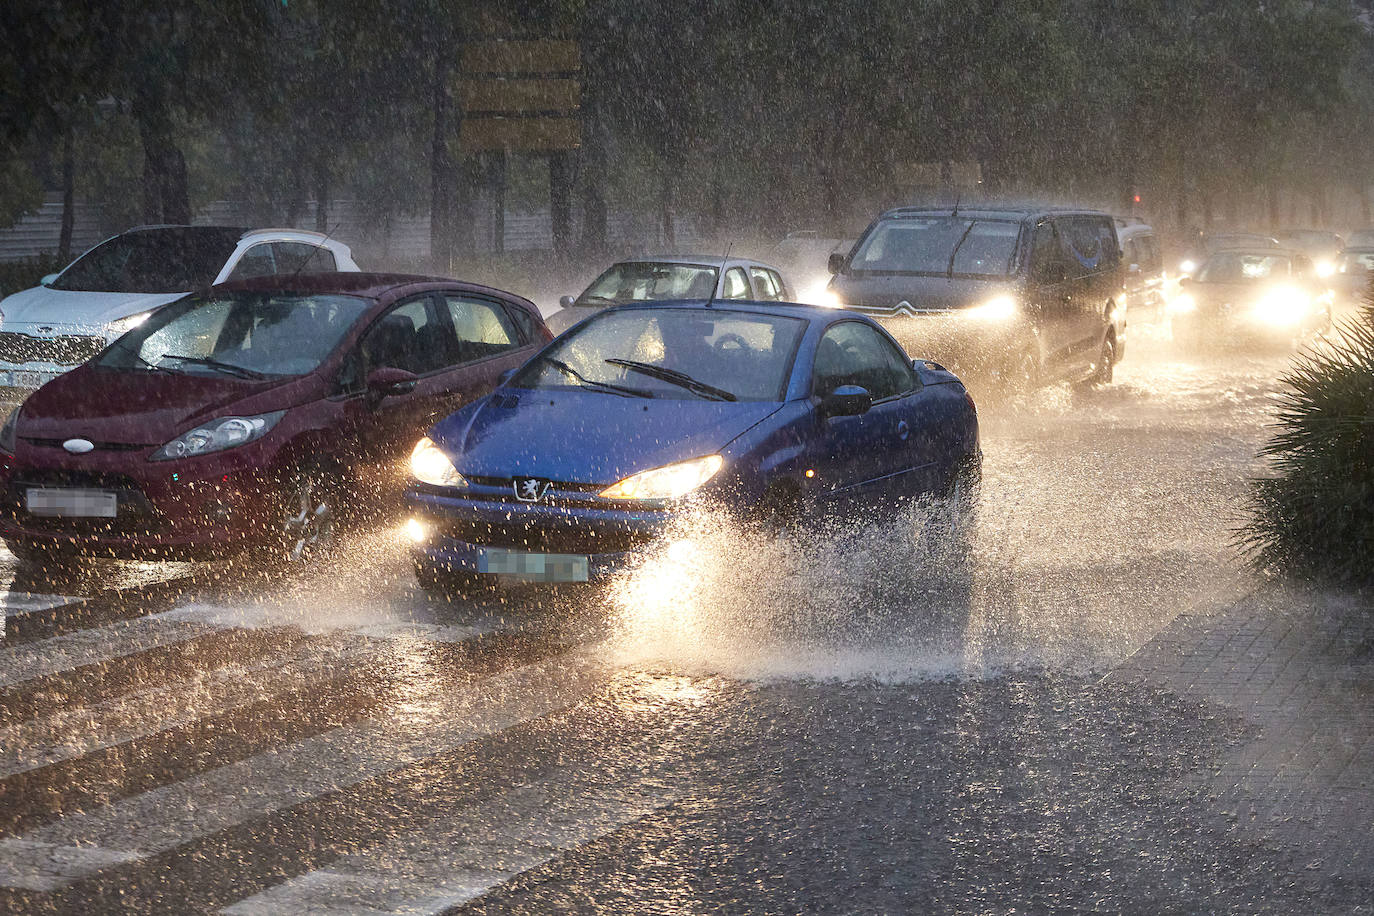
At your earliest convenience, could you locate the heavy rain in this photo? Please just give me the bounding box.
[1,2,1373,914]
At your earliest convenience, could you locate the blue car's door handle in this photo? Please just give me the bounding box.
[896,420,910,441]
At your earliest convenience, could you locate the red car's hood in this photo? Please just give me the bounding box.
[17,365,313,444]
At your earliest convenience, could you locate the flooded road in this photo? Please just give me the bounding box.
[1,339,1368,913]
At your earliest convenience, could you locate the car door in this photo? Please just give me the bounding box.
[1059,216,1116,368]
[1026,220,1078,374]
[807,320,937,508]
[434,292,537,407]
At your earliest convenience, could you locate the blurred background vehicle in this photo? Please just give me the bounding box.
[1273,228,1344,277]
[1329,246,1374,315]
[1117,220,1170,326]
[825,206,1124,390]
[1177,232,1281,276]
[1169,247,1332,350]
[769,230,856,304]
[0,226,359,393]
[545,255,792,335]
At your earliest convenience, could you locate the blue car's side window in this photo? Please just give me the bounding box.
[814,322,917,401]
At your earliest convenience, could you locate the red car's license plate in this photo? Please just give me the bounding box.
[26,487,118,518]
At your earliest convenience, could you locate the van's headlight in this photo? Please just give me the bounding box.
[410,436,467,488]
[1316,260,1336,278]
[149,411,284,461]
[1179,259,1198,275]
[105,309,155,343]
[1252,287,1308,326]
[600,455,723,501]
[963,295,1017,322]
[1168,293,1197,314]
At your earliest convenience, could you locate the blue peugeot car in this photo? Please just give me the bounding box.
[404,301,980,591]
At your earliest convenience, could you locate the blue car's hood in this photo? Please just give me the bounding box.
[432,389,782,484]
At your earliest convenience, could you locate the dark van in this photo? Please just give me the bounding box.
[824,207,1125,387]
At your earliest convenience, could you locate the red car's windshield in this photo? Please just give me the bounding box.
[98,292,371,378]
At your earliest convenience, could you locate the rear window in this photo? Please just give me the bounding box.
[52,229,242,293]
[1197,252,1292,282]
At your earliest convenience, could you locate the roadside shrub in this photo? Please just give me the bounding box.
[0,254,67,299]
[1241,303,1374,586]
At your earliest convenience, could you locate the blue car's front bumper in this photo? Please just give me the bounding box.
[405,485,676,582]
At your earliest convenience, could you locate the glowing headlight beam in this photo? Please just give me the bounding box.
[600,455,723,501]
[1251,287,1308,326]
[963,295,1017,322]
[1167,293,1197,314]
[409,437,468,488]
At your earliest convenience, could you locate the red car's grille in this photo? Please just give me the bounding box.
[0,332,105,366]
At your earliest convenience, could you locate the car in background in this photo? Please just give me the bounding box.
[0,273,549,562]
[1345,228,1374,248]
[1169,248,1332,349]
[1329,247,1374,313]
[405,301,980,591]
[769,230,857,303]
[0,226,360,392]
[824,206,1124,389]
[546,256,792,335]
[1273,229,1343,276]
[1177,232,1281,276]
[1118,221,1169,325]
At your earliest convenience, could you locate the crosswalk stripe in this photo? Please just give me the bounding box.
[0,606,230,690]
[0,621,492,780]
[222,773,674,915]
[0,592,85,617]
[0,647,610,891]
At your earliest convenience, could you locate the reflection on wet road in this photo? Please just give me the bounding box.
[2,342,1369,913]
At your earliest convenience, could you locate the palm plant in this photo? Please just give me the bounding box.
[1241,301,1374,586]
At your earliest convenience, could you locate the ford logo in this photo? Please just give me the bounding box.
[62,438,95,454]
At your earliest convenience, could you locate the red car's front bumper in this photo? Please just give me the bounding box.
[0,439,289,559]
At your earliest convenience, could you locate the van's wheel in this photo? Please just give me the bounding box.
[1090,332,1116,385]
[281,473,336,562]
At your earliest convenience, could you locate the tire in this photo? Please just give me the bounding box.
[276,472,338,563]
[1089,332,1116,385]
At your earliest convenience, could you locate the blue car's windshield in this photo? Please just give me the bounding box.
[512,307,806,401]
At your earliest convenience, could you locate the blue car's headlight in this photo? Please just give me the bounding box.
[410,436,468,488]
[600,455,723,501]
[149,411,284,461]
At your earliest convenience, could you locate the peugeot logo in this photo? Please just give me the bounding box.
[62,438,94,454]
[513,477,551,503]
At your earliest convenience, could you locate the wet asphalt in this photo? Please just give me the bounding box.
[1,332,1369,914]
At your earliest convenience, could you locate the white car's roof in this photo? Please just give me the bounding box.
[614,254,785,272]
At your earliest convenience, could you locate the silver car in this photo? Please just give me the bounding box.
[547,255,793,335]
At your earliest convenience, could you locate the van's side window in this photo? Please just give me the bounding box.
[1030,223,1065,284]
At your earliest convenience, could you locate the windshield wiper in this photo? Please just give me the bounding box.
[605,359,737,401]
[947,222,976,278]
[107,338,174,374]
[537,354,653,398]
[157,354,271,380]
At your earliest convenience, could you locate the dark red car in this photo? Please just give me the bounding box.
[0,273,550,561]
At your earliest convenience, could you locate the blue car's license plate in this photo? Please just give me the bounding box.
[479,548,589,582]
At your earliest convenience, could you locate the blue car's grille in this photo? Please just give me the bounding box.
[438,518,652,555]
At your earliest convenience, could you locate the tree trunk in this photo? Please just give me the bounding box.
[549,151,572,255]
[430,50,453,272]
[136,108,191,225]
[58,125,75,263]
[313,164,329,233]
[660,169,675,248]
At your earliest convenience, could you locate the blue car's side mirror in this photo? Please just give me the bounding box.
[498,367,518,386]
[819,384,872,419]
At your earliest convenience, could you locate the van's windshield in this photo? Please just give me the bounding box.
[848,217,1021,277]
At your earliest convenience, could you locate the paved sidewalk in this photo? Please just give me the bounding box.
[1110,585,1374,880]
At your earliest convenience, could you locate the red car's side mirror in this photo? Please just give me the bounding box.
[366,366,419,400]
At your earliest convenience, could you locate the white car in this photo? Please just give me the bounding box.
[547,255,793,335]
[0,226,359,390]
